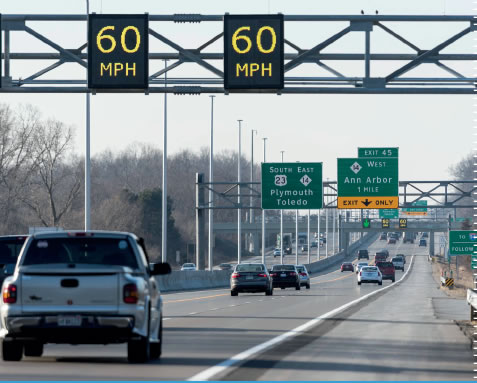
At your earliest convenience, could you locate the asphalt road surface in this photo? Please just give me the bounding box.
[0,237,471,380]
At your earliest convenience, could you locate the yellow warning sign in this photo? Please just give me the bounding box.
[337,196,398,209]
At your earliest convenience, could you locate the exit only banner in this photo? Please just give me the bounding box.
[338,196,398,209]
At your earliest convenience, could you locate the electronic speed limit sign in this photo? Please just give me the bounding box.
[88,14,148,89]
[224,14,284,90]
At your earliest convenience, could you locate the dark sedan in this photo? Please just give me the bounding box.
[0,235,28,288]
[270,264,301,290]
[230,263,273,296]
[341,262,354,272]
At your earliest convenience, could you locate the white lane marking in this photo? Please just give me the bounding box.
[163,318,171,321]
[188,312,198,315]
[245,302,251,304]
[229,304,237,307]
[188,255,415,381]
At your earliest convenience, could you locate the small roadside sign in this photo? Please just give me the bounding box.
[382,218,390,229]
[399,218,407,229]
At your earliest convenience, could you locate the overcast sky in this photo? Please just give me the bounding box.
[1,0,474,182]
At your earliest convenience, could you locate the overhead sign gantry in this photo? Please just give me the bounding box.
[1,14,476,94]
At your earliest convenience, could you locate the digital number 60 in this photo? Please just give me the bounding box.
[97,25,141,54]
[232,26,277,54]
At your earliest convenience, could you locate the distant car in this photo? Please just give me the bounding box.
[375,250,388,263]
[380,233,387,240]
[376,261,395,282]
[301,244,309,252]
[284,246,292,255]
[219,263,233,271]
[273,248,281,257]
[396,254,406,264]
[387,237,396,244]
[391,257,404,271]
[421,232,429,238]
[270,264,301,290]
[230,263,273,296]
[181,263,196,271]
[311,241,318,248]
[357,249,369,260]
[355,262,369,274]
[0,235,28,289]
[341,262,354,272]
[296,265,311,289]
[419,239,427,247]
[358,266,383,285]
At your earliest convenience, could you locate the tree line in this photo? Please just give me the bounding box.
[0,103,263,263]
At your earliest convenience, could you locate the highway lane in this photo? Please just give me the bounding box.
[0,237,447,380]
[248,252,471,381]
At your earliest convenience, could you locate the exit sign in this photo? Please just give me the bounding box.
[358,147,399,158]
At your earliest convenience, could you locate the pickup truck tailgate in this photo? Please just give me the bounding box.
[20,266,122,313]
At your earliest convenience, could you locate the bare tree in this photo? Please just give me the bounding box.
[21,119,81,227]
[0,104,40,232]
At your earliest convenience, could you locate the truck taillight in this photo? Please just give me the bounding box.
[3,284,17,304]
[123,283,138,304]
[231,273,240,278]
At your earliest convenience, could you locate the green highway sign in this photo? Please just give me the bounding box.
[362,218,371,228]
[337,157,399,209]
[261,162,323,209]
[379,209,399,219]
[402,200,427,216]
[472,254,477,269]
[449,230,477,255]
[358,147,399,158]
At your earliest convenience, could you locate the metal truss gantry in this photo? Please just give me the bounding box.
[196,178,475,210]
[1,14,476,94]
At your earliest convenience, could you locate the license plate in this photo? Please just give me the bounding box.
[246,276,253,280]
[58,315,82,326]
[280,273,287,277]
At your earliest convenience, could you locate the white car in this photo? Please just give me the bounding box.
[181,263,196,271]
[355,262,369,274]
[357,266,383,285]
[295,265,310,289]
[273,248,281,257]
[0,231,171,362]
[391,257,404,271]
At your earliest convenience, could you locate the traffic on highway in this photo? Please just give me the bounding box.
[0,233,471,380]
[0,3,475,381]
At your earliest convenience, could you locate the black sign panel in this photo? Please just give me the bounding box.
[224,14,284,90]
[399,218,408,229]
[88,14,148,89]
[382,218,390,229]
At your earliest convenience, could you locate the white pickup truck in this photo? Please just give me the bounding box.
[0,231,171,363]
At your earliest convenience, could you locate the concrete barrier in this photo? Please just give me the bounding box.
[156,270,232,292]
[157,233,379,292]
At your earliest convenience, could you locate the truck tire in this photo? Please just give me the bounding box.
[295,284,301,290]
[150,317,162,360]
[128,311,151,363]
[24,342,43,357]
[231,290,238,296]
[2,340,23,361]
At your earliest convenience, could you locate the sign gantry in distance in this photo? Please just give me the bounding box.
[224,14,284,90]
[261,163,323,210]
[88,14,149,89]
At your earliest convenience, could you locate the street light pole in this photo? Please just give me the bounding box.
[162,60,168,264]
[85,0,91,231]
[250,129,257,254]
[208,95,215,271]
[280,150,285,265]
[261,137,268,265]
[237,120,243,264]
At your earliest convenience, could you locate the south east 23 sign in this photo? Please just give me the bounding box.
[88,14,148,89]
[224,14,284,90]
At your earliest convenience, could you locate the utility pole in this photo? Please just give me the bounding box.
[261,137,268,265]
[237,120,243,264]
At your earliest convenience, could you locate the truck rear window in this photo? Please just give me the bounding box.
[22,238,138,268]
